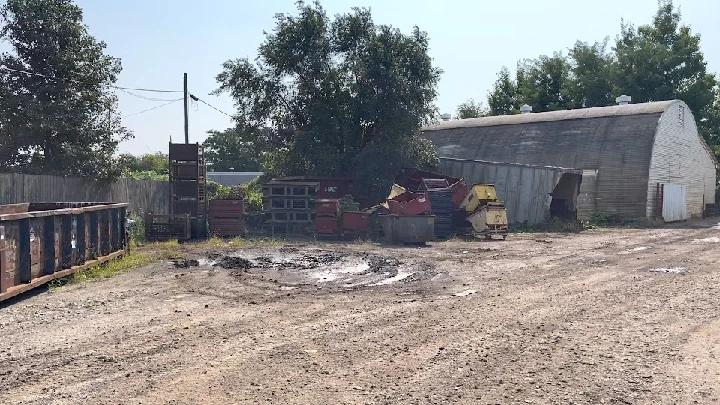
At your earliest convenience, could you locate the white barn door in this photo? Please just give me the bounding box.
[662,184,688,222]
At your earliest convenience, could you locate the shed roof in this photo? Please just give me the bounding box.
[423,100,674,131]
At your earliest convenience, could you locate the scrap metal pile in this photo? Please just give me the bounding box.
[308,169,508,244]
[262,170,508,243]
[382,168,508,242]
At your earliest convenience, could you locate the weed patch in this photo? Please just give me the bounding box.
[49,251,154,289]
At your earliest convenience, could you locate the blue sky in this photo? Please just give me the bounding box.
[73,0,720,155]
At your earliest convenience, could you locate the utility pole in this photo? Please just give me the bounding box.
[183,72,189,144]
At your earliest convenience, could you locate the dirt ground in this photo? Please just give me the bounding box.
[1,221,720,404]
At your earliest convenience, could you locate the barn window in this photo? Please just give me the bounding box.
[678,105,685,127]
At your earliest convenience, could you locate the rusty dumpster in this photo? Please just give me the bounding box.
[380,214,435,245]
[0,202,129,302]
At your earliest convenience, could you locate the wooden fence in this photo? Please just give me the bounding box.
[0,173,169,215]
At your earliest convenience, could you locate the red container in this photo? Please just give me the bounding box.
[387,192,431,216]
[450,180,469,209]
[315,199,340,217]
[209,199,245,217]
[315,217,339,235]
[341,211,369,237]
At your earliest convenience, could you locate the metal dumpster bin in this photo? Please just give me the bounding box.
[380,214,435,245]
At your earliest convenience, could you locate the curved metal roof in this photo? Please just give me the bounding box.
[423,100,675,131]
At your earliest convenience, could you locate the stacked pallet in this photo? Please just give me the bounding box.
[262,180,319,234]
[168,143,207,239]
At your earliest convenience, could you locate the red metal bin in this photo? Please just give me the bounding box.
[341,211,369,238]
[387,192,431,216]
[315,199,341,217]
[315,217,339,236]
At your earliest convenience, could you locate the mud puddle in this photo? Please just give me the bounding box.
[185,248,436,288]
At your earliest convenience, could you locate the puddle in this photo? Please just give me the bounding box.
[691,237,720,244]
[649,267,686,274]
[196,250,434,289]
[620,246,651,254]
[453,289,477,297]
[372,271,413,286]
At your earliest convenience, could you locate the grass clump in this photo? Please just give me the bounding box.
[49,251,154,289]
[512,219,584,233]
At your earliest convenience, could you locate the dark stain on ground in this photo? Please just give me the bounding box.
[173,258,200,268]
[213,256,252,270]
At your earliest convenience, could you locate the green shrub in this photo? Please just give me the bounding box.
[585,211,620,228]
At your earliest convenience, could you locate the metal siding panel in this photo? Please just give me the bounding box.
[647,102,715,218]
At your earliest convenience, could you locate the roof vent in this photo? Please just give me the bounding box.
[441,113,452,121]
[616,95,631,105]
[520,104,532,114]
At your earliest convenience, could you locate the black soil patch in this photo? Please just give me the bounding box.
[367,257,401,273]
[173,258,200,268]
[213,256,252,270]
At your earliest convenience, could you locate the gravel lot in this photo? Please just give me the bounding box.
[1,221,719,404]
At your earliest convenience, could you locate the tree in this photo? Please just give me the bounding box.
[0,0,130,177]
[487,66,519,115]
[613,0,718,142]
[214,2,441,201]
[566,39,616,108]
[515,53,574,112]
[204,127,265,172]
[483,0,719,150]
[455,99,488,119]
[117,152,168,179]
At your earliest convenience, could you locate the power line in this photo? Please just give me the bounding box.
[189,93,234,118]
[122,99,182,119]
[118,88,183,102]
[0,65,183,93]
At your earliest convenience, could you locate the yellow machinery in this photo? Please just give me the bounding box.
[460,184,499,213]
[468,202,508,240]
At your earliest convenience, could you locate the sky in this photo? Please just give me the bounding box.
[71,0,720,155]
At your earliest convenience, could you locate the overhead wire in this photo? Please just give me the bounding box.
[122,99,182,119]
[0,65,183,93]
[118,88,183,102]
[189,93,234,118]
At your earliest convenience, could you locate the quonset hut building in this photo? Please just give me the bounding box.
[423,99,717,224]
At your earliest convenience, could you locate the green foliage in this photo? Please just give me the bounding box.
[614,1,717,141]
[204,127,265,172]
[215,2,441,201]
[488,67,519,115]
[339,195,360,212]
[124,170,168,181]
[512,219,583,233]
[207,178,264,212]
[0,0,130,178]
[127,215,145,247]
[585,211,620,227]
[484,1,719,150]
[455,99,488,119]
[118,152,168,175]
[516,52,573,112]
[50,251,154,288]
[566,39,616,108]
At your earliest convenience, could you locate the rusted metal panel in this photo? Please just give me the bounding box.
[0,202,129,302]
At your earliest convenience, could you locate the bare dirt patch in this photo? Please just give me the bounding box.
[1,220,720,404]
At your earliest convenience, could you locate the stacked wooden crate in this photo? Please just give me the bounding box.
[262,180,319,234]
